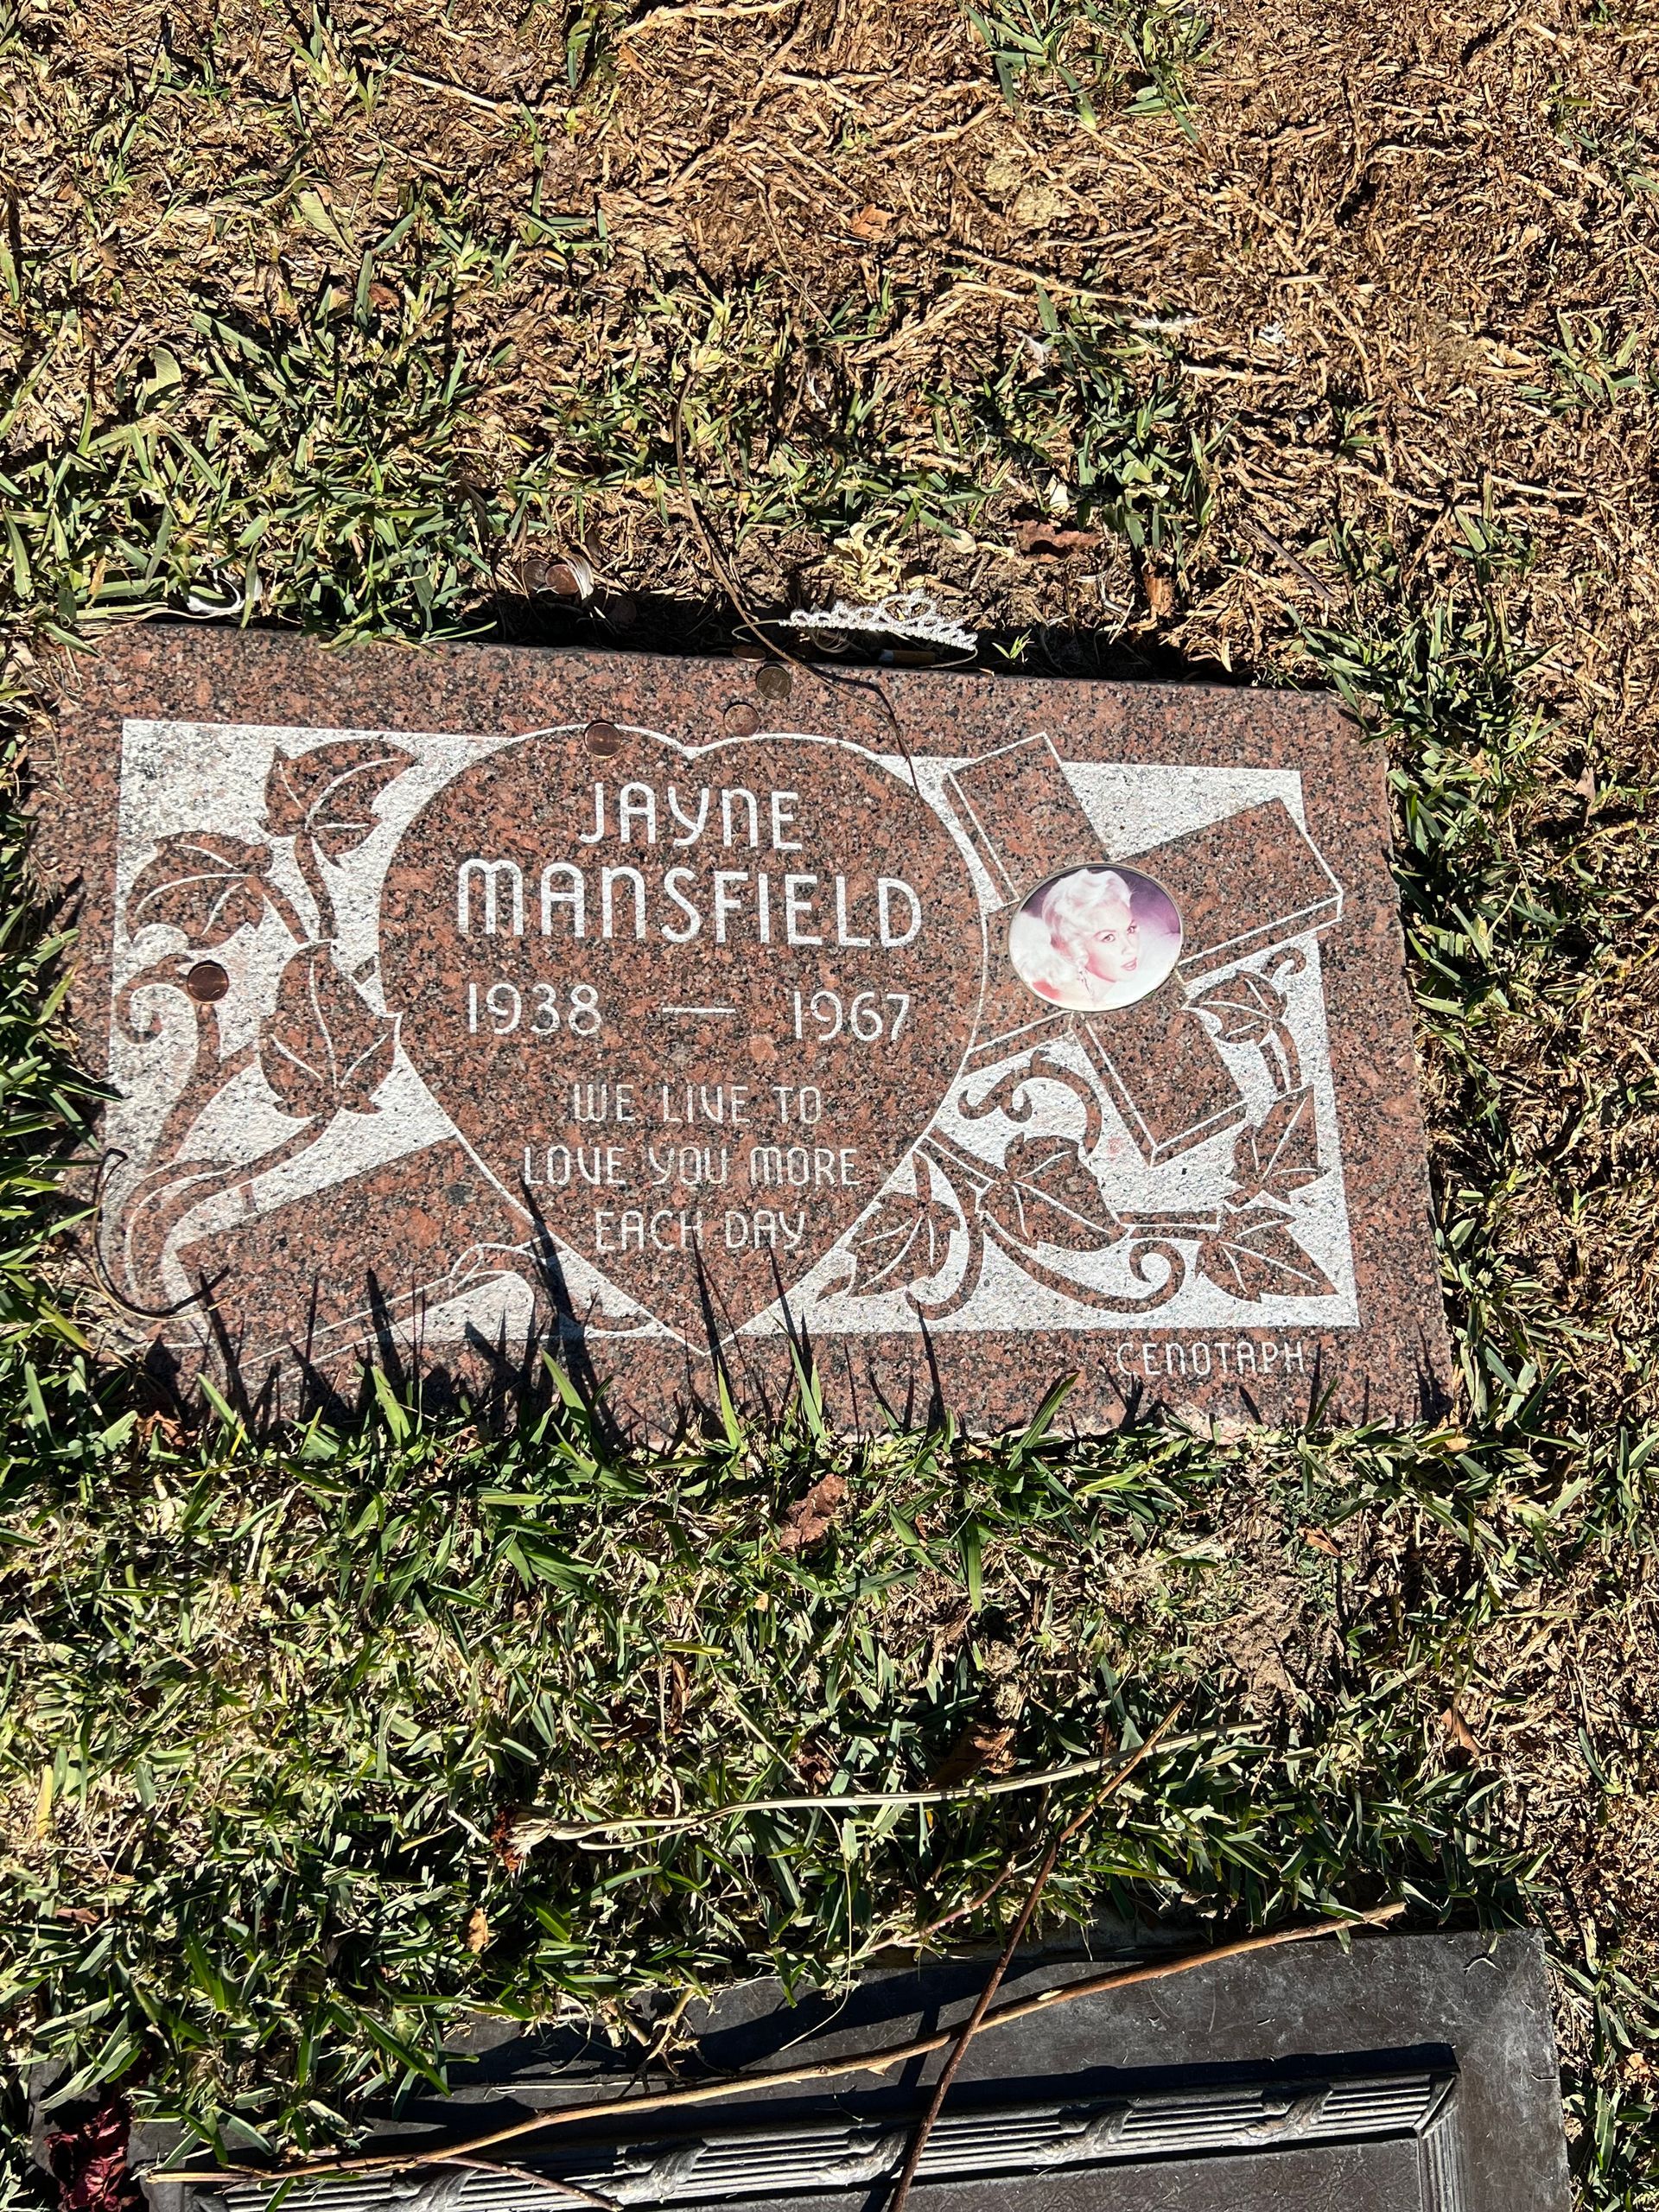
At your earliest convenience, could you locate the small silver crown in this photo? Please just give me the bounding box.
[785,591,978,655]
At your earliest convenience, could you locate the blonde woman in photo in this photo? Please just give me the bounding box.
[1008,866,1179,1011]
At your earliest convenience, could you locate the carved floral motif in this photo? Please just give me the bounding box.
[1188,950,1306,1090]
[261,947,398,1122]
[837,954,1339,1321]
[126,832,286,946]
[105,739,413,1305]
[832,1155,960,1299]
[107,737,1344,1343]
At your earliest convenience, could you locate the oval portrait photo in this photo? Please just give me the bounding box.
[1007,862,1184,1013]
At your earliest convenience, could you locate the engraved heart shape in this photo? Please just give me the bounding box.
[379,724,983,1344]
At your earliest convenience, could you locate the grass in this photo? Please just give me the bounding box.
[3,0,1659,2204]
[6,228,1213,638]
[0,1364,1578,2163]
[967,0,1210,133]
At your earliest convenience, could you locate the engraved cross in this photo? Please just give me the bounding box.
[945,734,1344,1163]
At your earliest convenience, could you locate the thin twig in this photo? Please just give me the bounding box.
[513,1733,1205,1848]
[881,1849,1024,1955]
[1234,514,1338,607]
[378,63,531,116]
[668,370,924,792]
[633,1987,696,2084]
[885,1714,1176,2212]
[620,0,792,35]
[438,2158,616,2210]
[149,1903,1406,2189]
[887,1835,1064,2212]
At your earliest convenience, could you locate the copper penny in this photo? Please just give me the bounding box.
[185,960,230,1004]
[586,720,623,757]
[723,701,761,736]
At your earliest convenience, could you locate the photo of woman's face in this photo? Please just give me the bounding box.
[1007,863,1183,1013]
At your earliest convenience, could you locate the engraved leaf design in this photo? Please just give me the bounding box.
[959,1048,1104,1155]
[1189,965,1285,1048]
[982,1134,1121,1254]
[126,833,274,949]
[261,947,397,1120]
[264,738,415,861]
[1233,1087,1322,1202]
[837,1162,959,1296]
[1195,1202,1336,1302]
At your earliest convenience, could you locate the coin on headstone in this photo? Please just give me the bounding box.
[185,960,230,1003]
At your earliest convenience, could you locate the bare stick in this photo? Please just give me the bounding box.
[438,2158,617,2209]
[886,1834,1063,2212]
[514,1734,1205,1849]
[151,1903,1404,2189]
[667,372,923,791]
[620,0,791,36]
[884,1713,1176,2212]
[880,1848,1025,1955]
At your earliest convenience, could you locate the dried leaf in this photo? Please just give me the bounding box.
[1440,1705,1481,1755]
[1015,519,1103,557]
[489,1807,525,1877]
[849,203,894,239]
[294,187,349,249]
[778,1472,847,1553]
[464,1906,491,1954]
[1145,569,1177,618]
[982,1134,1120,1254]
[1194,1202,1337,1302]
[1233,1088,1322,1201]
[1302,1525,1341,1558]
[126,833,273,949]
[261,949,397,1120]
[929,1720,1017,1788]
[47,2098,143,2212]
[795,1734,836,1789]
[264,737,415,862]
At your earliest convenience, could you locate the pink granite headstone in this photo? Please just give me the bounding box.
[35,632,1452,1433]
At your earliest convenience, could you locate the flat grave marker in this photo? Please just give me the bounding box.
[37,631,1452,1431]
[137,1930,1570,2212]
